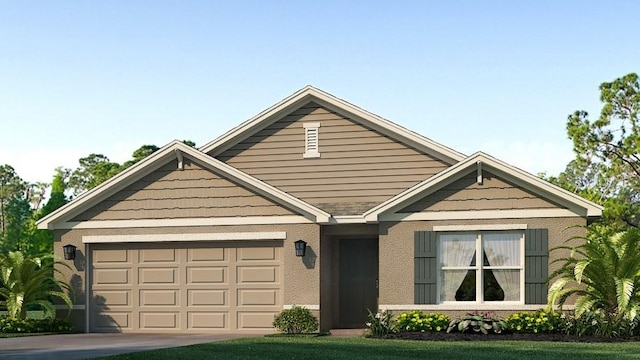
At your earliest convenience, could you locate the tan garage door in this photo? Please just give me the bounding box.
[89,241,282,333]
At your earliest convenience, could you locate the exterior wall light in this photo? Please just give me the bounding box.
[294,240,307,257]
[63,244,77,260]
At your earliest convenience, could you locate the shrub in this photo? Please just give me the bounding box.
[365,309,394,336]
[0,317,75,333]
[504,310,562,334]
[272,306,318,334]
[560,309,640,338]
[447,312,506,334]
[394,311,450,332]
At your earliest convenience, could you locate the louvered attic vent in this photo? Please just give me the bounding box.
[303,122,321,158]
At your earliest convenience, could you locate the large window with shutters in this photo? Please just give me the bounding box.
[439,232,523,303]
[414,229,548,306]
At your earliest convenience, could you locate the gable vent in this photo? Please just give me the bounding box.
[303,122,321,158]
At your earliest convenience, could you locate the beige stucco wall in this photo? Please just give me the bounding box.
[378,217,586,307]
[54,223,320,331]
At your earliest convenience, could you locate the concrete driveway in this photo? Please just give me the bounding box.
[0,333,253,359]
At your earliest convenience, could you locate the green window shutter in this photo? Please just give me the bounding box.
[524,229,549,304]
[415,231,437,304]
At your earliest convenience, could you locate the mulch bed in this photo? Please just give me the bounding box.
[376,331,640,343]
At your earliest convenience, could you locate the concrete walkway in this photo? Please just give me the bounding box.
[0,333,253,360]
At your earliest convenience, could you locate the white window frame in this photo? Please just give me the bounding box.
[437,231,525,305]
[303,122,321,158]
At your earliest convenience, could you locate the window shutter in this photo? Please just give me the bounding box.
[415,231,437,304]
[524,228,549,304]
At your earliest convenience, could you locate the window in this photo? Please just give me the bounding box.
[439,232,523,303]
[303,122,321,158]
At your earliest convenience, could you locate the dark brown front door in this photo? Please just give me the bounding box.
[338,238,378,328]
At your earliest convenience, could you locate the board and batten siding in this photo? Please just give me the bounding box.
[215,102,450,215]
[401,171,566,213]
[72,159,296,221]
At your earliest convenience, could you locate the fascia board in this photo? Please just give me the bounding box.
[200,86,315,155]
[36,140,186,229]
[183,147,331,223]
[200,86,466,164]
[364,152,603,222]
[38,141,331,230]
[308,90,466,164]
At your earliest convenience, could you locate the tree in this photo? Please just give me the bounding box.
[566,72,640,227]
[67,154,121,195]
[122,145,160,169]
[0,251,73,319]
[0,165,28,245]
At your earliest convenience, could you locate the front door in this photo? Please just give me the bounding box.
[338,238,378,328]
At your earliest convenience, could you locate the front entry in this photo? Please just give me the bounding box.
[338,238,378,328]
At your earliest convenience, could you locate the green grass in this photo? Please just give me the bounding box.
[96,336,640,360]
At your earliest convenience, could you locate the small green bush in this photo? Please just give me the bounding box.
[504,310,562,334]
[447,312,506,334]
[272,306,318,334]
[365,309,394,335]
[394,311,450,332]
[0,317,75,334]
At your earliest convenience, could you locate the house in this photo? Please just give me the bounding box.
[37,86,602,333]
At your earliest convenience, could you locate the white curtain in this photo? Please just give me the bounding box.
[484,233,521,301]
[440,234,476,301]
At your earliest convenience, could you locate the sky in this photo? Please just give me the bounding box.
[1,1,639,185]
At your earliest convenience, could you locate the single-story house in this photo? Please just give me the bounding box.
[38,86,602,333]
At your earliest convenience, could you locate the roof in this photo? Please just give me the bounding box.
[200,85,466,164]
[36,141,331,230]
[363,152,604,221]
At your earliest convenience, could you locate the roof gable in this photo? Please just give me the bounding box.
[37,141,330,229]
[200,86,465,164]
[364,152,603,221]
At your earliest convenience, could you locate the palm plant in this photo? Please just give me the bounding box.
[548,227,640,320]
[0,251,73,319]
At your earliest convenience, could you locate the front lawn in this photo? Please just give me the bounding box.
[97,336,640,360]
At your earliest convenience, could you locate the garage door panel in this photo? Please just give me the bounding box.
[238,289,278,306]
[237,266,278,283]
[95,268,130,285]
[188,312,227,329]
[93,290,131,306]
[188,289,227,306]
[94,249,129,263]
[139,267,178,284]
[94,312,131,331]
[140,290,179,306]
[140,312,179,329]
[188,248,225,262]
[238,247,277,260]
[140,248,177,263]
[237,312,277,329]
[187,267,226,284]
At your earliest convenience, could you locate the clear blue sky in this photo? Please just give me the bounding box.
[1,1,638,184]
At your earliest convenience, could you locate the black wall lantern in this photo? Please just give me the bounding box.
[294,240,307,257]
[63,244,77,260]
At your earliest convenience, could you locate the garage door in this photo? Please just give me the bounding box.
[89,241,283,333]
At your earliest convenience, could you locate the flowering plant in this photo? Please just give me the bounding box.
[394,310,450,332]
[504,310,562,334]
[365,309,394,335]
